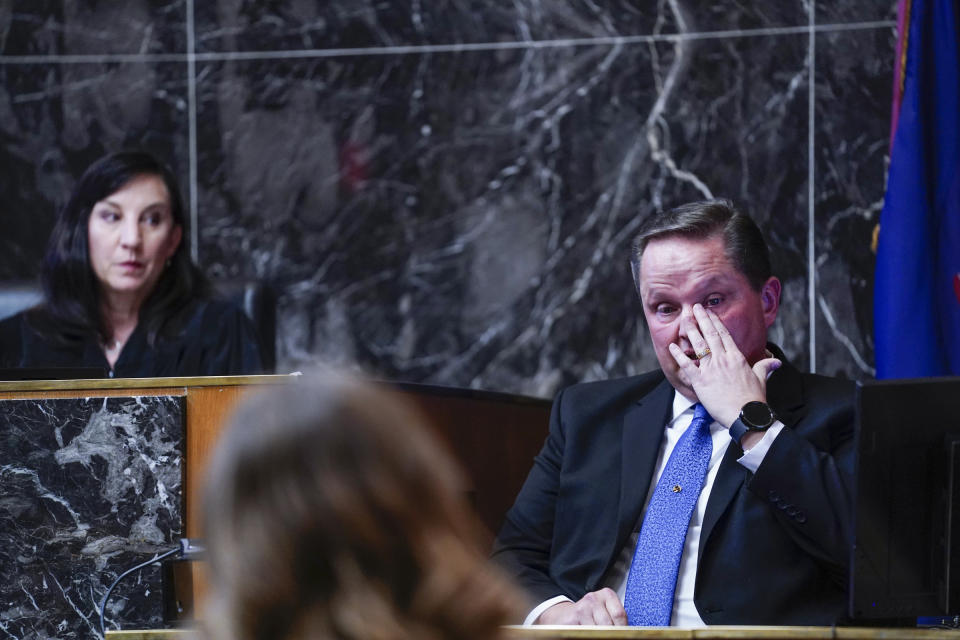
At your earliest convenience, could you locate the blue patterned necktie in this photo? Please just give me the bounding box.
[623,403,714,626]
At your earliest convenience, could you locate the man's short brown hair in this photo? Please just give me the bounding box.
[629,199,773,291]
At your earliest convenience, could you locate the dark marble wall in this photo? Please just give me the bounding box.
[0,2,896,396]
[0,395,184,639]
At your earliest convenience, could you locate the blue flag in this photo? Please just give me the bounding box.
[874,0,960,378]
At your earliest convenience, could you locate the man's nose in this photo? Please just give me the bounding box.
[676,305,695,343]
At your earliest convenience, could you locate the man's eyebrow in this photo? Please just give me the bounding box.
[642,276,738,304]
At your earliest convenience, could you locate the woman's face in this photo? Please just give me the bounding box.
[87,173,182,308]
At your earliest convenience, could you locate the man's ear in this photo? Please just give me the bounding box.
[761,276,781,327]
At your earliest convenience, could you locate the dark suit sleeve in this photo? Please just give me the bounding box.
[747,377,855,585]
[492,387,569,605]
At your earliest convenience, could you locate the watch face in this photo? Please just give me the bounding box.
[741,401,774,429]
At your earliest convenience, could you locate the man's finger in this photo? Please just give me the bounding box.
[752,357,782,382]
[576,591,609,625]
[681,313,710,358]
[705,307,739,353]
[591,605,615,625]
[576,600,606,625]
[577,605,596,625]
[693,304,724,355]
[603,594,628,625]
[669,342,698,373]
[589,588,626,626]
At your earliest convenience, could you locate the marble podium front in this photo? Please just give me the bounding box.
[0,395,185,639]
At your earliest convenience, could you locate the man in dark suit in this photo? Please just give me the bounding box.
[492,200,855,626]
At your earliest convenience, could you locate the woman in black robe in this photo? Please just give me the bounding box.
[0,151,262,378]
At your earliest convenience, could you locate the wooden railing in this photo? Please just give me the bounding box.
[1,374,551,627]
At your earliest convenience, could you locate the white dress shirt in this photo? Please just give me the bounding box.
[525,391,783,626]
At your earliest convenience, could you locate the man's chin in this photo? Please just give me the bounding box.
[663,370,698,403]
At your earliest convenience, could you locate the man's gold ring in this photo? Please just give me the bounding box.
[695,347,712,360]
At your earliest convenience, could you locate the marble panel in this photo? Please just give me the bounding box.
[194,0,808,53]
[816,0,898,25]
[0,62,190,280]
[196,32,811,396]
[0,1,187,56]
[813,25,894,379]
[0,395,185,639]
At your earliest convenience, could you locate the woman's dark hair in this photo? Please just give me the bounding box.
[202,371,524,640]
[36,150,208,344]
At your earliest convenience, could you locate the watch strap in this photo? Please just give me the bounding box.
[729,418,751,445]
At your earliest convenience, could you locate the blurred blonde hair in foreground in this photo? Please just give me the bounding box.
[201,370,524,640]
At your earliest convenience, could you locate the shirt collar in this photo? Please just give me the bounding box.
[670,391,697,427]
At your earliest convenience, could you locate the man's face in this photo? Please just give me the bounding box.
[636,233,780,401]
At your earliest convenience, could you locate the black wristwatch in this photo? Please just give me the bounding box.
[729,401,777,445]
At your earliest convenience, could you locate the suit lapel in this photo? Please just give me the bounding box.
[699,345,807,552]
[699,441,746,549]
[616,378,675,552]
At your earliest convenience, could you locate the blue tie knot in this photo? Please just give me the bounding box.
[692,402,712,425]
